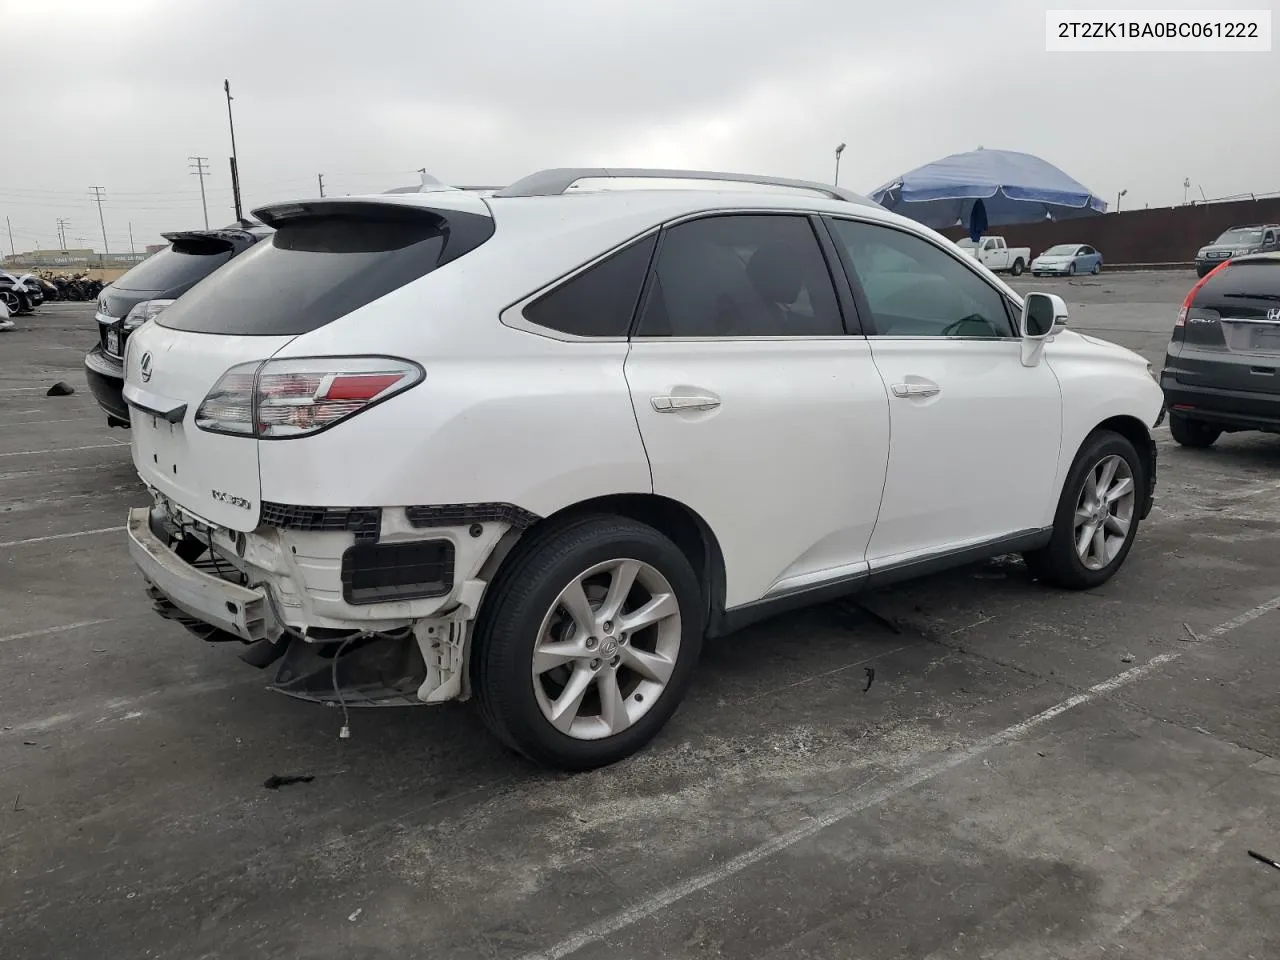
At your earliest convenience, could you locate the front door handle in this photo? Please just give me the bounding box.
[651,395,721,413]
[890,382,940,399]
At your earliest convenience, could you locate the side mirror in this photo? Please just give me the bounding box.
[1021,292,1068,339]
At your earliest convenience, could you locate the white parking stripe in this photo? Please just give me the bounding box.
[0,526,121,548]
[0,418,87,429]
[518,593,1280,960]
[0,619,114,644]
[0,441,126,458]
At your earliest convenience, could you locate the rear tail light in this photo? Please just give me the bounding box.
[1176,261,1231,327]
[195,357,422,438]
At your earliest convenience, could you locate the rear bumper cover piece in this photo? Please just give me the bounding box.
[127,507,268,641]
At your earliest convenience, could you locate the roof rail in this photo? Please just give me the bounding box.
[492,167,877,206]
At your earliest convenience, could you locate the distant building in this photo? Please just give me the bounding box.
[145,243,167,254]
[5,248,148,269]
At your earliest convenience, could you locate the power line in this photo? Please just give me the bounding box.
[189,156,211,229]
[89,186,109,256]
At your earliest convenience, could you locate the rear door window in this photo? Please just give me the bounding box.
[157,205,492,336]
[635,215,844,338]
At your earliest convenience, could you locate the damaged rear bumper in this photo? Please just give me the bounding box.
[127,507,268,641]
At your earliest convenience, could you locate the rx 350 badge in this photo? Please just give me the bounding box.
[212,490,253,511]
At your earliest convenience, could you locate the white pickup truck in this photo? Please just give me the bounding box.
[955,235,1031,276]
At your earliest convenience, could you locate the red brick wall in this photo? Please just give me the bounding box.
[937,197,1280,265]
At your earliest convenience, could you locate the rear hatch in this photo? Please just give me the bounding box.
[124,197,495,532]
[99,230,249,358]
[1175,256,1280,396]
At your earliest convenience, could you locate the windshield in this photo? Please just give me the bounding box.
[1215,228,1263,245]
[1043,245,1077,256]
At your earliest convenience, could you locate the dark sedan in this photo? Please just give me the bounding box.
[85,222,271,426]
[1161,252,1280,446]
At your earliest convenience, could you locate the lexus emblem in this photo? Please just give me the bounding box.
[1268,308,1280,322]
[140,351,153,383]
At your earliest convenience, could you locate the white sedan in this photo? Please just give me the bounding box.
[121,167,1164,769]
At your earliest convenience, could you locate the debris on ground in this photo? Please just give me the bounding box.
[1120,653,1135,663]
[13,793,22,812]
[1248,850,1280,872]
[263,774,315,790]
[348,908,363,922]
[863,667,876,692]
[46,381,75,396]
[1180,622,1203,642]
[23,740,37,746]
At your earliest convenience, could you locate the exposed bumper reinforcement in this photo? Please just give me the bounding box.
[127,507,268,642]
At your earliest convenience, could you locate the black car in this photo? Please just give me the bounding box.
[1161,253,1280,446]
[1194,223,1280,277]
[84,222,272,426]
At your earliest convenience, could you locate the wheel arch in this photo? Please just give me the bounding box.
[477,493,728,636]
[1089,414,1157,518]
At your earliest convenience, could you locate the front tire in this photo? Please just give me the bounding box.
[1169,413,1221,448]
[1024,430,1144,590]
[1067,262,1077,276]
[1010,259,1025,276]
[472,515,703,770]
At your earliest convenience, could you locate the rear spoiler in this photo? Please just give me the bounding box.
[160,227,260,246]
[252,198,477,229]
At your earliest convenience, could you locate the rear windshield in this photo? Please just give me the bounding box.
[115,244,233,292]
[157,207,492,336]
[1195,260,1280,302]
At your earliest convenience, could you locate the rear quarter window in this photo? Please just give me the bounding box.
[157,205,494,336]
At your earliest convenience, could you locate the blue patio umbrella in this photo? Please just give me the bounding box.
[869,148,1107,238]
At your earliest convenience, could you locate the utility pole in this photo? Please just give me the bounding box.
[317,173,326,198]
[128,222,136,257]
[5,216,13,257]
[224,80,243,221]
[834,143,846,187]
[189,156,211,228]
[56,218,71,249]
[89,186,109,256]
[1115,189,1127,213]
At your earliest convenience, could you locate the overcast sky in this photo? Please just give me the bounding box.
[2,0,1276,254]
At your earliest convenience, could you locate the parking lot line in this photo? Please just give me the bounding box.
[0,441,126,458]
[520,592,1280,960]
[0,619,114,645]
[0,526,122,548]
[0,418,89,429]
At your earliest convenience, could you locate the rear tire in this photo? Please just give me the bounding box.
[1011,259,1025,276]
[471,514,703,770]
[1169,413,1221,448]
[1091,261,1101,275]
[1023,430,1145,590]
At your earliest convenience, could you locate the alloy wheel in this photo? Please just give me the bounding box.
[1073,454,1136,570]
[531,558,682,741]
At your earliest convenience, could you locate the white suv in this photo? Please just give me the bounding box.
[123,167,1164,769]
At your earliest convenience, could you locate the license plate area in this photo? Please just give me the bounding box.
[135,413,188,486]
[1223,321,1280,355]
[105,328,120,356]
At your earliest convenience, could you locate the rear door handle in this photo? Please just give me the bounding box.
[651,395,721,413]
[890,382,940,399]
